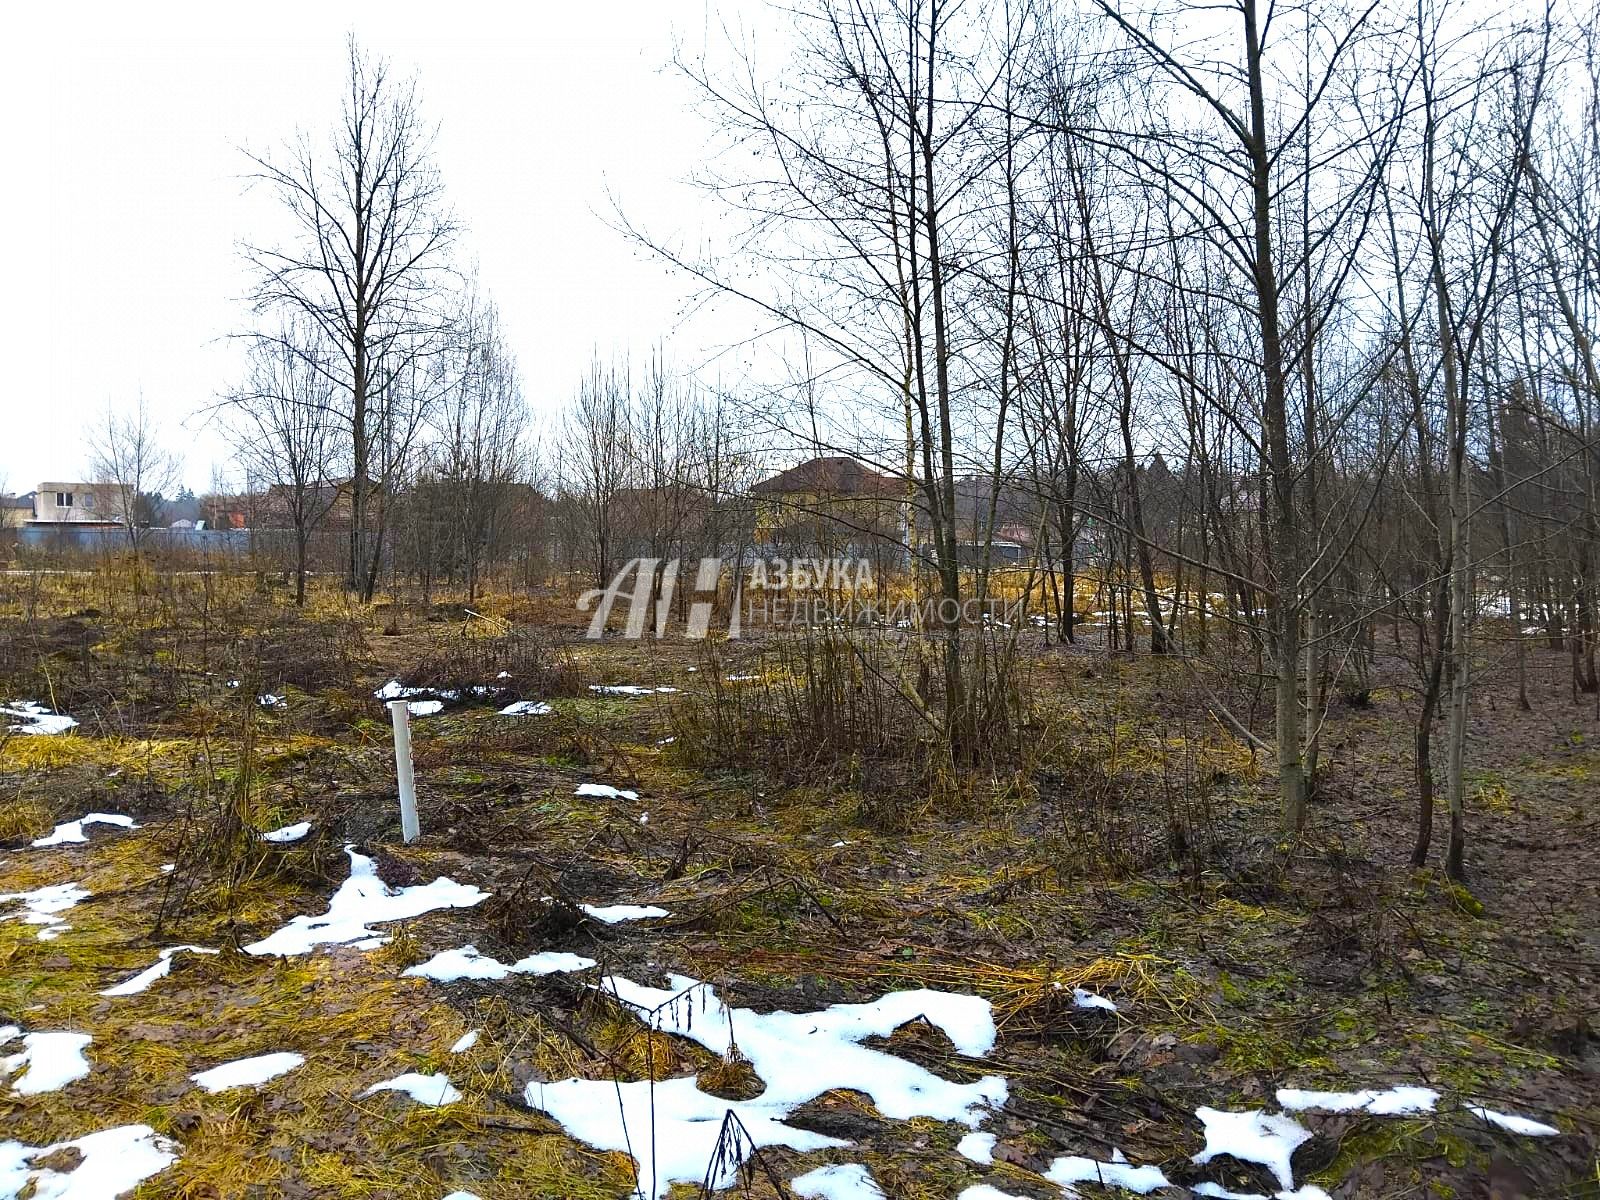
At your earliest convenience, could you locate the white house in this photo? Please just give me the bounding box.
[29,482,118,528]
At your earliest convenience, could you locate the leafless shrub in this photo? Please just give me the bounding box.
[400,623,582,700]
[668,628,1028,787]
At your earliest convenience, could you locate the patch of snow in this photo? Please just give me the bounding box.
[190,1052,304,1093]
[408,699,444,717]
[2,1031,92,1095]
[791,1163,886,1199]
[499,700,552,716]
[1193,1108,1312,1191]
[261,821,312,844]
[100,946,217,996]
[1073,987,1117,1012]
[402,944,596,983]
[1276,1085,1437,1115]
[361,1071,461,1106]
[956,1189,1029,1200]
[159,863,175,873]
[956,1131,996,1164]
[528,974,1005,1199]
[575,783,639,801]
[0,1124,178,1199]
[1192,1185,1334,1200]
[725,674,761,683]
[1046,1150,1170,1194]
[375,680,447,701]
[259,694,287,709]
[450,1030,480,1053]
[31,813,138,848]
[531,1075,845,1200]
[1,701,78,736]
[243,847,489,957]
[588,684,679,696]
[1466,1105,1560,1136]
[440,1193,482,1200]
[0,883,88,937]
[580,903,669,923]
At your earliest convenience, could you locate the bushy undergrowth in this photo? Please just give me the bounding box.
[400,623,584,700]
[667,627,1028,778]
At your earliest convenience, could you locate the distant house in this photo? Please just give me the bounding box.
[750,456,905,558]
[1,493,33,530]
[28,482,118,529]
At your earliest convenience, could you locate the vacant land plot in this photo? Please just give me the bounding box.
[2,571,1595,1199]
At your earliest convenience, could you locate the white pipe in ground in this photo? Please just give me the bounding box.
[387,699,420,844]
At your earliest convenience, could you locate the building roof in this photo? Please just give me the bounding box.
[750,456,901,499]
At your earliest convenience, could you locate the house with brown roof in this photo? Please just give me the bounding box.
[749,456,905,558]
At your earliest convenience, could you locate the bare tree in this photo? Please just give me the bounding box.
[430,288,528,600]
[243,36,457,601]
[565,355,636,587]
[1089,0,1406,832]
[87,396,182,553]
[223,326,341,605]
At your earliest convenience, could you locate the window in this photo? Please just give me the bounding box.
[56,491,73,508]
[82,494,94,509]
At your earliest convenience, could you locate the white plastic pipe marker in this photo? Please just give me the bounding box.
[387,699,420,843]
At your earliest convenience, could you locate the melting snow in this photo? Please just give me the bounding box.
[261,821,312,844]
[1071,986,1116,1012]
[191,1052,304,1093]
[439,1194,482,1200]
[402,943,595,982]
[791,1163,887,1199]
[450,1030,480,1053]
[1192,1185,1333,1200]
[1467,1105,1560,1136]
[530,1075,843,1200]
[0,1124,178,1199]
[580,903,668,923]
[243,847,489,956]
[2,1030,92,1095]
[499,700,552,716]
[527,975,1005,1199]
[259,694,287,709]
[1276,1085,1437,1115]
[956,1131,997,1163]
[589,685,679,696]
[0,883,88,938]
[1193,1108,1312,1191]
[100,945,218,996]
[362,1071,461,1106]
[31,813,138,848]
[375,680,437,700]
[1046,1149,1170,1194]
[408,700,444,717]
[575,783,639,801]
[1,701,78,736]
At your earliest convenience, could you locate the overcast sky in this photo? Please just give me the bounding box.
[0,0,763,494]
